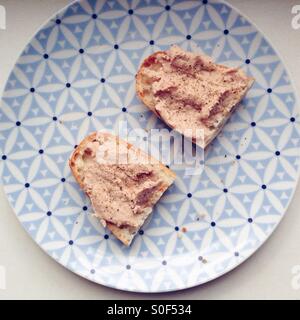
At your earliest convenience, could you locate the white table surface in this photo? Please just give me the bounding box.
[0,0,300,300]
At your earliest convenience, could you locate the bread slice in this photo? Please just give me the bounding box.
[69,132,176,246]
[136,45,254,148]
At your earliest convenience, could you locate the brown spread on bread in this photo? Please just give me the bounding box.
[136,45,254,148]
[69,132,176,246]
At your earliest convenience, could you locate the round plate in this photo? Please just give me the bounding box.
[1,0,300,293]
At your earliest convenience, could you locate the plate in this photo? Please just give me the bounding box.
[1,0,300,293]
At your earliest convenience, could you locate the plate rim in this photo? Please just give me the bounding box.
[1,0,300,293]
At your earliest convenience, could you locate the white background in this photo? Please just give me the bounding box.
[0,0,300,300]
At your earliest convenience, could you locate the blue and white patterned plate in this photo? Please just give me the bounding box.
[1,0,300,292]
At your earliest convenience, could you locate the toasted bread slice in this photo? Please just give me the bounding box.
[69,132,175,246]
[136,45,254,148]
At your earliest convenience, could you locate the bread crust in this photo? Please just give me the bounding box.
[136,52,163,117]
[69,131,175,246]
